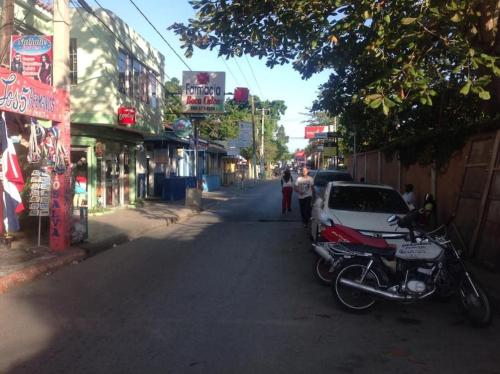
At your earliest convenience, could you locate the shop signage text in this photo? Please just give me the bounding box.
[182,71,225,114]
[117,106,136,126]
[11,35,53,85]
[0,67,66,122]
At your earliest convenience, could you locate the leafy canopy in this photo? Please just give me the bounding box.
[171,0,500,113]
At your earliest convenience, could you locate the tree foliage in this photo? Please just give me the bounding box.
[162,85,290,163]
[171,0,500,113]
[170,0,499,166]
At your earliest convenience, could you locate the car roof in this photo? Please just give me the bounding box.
[316,169,350,173]
[328,181,397,190]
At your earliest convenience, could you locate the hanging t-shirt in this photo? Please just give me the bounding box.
[75,175,87,194]
[295,175,314,199]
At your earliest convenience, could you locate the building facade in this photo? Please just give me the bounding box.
[69,6,164,209]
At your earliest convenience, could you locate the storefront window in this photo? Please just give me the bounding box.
[133,58,141,100]
[118,50,127,95]
[150,72,157,109]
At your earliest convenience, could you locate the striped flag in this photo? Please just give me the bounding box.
[1,111,25,232]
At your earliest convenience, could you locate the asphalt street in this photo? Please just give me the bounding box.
[0,180,499,374]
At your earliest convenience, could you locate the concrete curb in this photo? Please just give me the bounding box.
[0,248,87,294]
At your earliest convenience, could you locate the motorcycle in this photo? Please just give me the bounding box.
[328,210,492,327]
[312,218,404,285]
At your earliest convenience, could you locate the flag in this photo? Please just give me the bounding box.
[0,112,25,232]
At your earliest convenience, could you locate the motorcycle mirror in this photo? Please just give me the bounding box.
[387,215,398,226]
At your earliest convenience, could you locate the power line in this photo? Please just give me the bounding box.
[233,57,252,93]
[244,55,263,98]
[126,0,192,72]
[220,57,239,86]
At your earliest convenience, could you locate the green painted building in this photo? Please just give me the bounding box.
[69,6,165,209]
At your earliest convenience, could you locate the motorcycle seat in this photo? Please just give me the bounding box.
[326,224,391,249]
[340,242,396,257]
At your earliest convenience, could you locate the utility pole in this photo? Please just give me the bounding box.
[50,0,71,251]
[260,107,265,179]
[250,95,257,182]
[0,0,14,67]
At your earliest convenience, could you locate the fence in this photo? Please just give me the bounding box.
[346,129,500,270]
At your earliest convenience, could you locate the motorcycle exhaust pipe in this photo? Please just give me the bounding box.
[338,277,408,301]
[313,244,333,262]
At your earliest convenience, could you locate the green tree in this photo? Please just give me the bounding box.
[163,77,183,123]
[170,0,500,113]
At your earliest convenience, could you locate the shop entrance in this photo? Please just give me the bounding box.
[71,148,88,209]
[99,146,131,208]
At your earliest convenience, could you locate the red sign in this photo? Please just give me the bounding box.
[11,35,53,85]
[234,87,249,103]
[118,106,136,126]
[304,126,326,139]
[0,67,67,121]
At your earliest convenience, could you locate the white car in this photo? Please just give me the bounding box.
[310,181,411,248]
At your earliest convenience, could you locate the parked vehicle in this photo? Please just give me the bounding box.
[329,210,492,327]
[312,170,353,201]
[312,220,404,285]
[310,182,411,284]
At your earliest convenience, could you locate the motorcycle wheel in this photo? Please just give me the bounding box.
[458,279,492,327]
[332,258,381,312]
[315,256,333,286]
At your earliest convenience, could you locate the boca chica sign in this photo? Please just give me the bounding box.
[0,67,67,122]
[182,71,225,114]
[117,106,136,126]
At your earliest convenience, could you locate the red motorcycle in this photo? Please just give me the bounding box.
[312,223,398,285]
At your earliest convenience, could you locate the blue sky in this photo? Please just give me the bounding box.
[94,0,332,152]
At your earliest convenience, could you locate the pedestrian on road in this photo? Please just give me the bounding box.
[281,169,293,214]
[295,166,314,227]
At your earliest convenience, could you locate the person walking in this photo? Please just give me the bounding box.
[295,166,314,227]
[281,169,293,214]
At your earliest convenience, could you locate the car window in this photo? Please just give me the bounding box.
[314,172,353,187]
[328,186,409,214]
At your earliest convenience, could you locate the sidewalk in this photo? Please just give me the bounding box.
[0,185,240,294]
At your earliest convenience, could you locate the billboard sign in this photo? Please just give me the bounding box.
[182,71,225,114]
[0,67,67,122]
[304,125,326,139]
[237,121,252,148]
[11,35,53,85]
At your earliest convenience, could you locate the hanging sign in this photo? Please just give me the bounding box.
[29,170,51,216]
[117,106,136,126]
[0,67,67,121]
[182,71,225,114]
[11,35,53,85]
[172,118,193,138]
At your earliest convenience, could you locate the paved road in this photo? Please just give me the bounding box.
[0,180,499,374]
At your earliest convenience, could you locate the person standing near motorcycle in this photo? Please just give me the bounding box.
[281,169,294,214]
[295,167,314,227]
